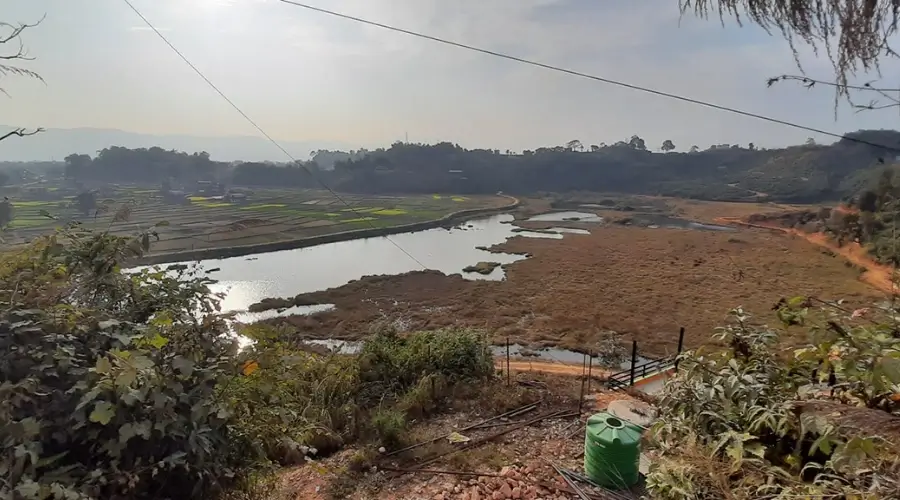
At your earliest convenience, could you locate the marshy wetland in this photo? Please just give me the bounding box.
[147,195,881,356]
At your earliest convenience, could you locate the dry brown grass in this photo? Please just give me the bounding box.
[284,206,882,356]
[666,197,808,222]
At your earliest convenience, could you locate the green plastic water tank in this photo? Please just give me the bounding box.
[584,412,642,489]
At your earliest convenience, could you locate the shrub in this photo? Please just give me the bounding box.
[357,328,493,395]
[370,408,408,449]
[0,223,259,499]
[224,327,495,461]
[647,305,900,499]
[0,221,496,498]
[223,335,360,465]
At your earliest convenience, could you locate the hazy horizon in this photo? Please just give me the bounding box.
[4,0,900,160]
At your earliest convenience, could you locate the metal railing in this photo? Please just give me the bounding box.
[607,356,675,391]
[607,328,684,391]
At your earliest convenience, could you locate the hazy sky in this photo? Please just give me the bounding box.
[4,0,900,154]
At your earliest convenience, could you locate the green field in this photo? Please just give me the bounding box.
[0,186,510,255]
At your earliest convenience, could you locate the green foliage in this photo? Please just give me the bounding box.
[647,305,900,499]
[223,326,494,463]
[0,222,258,499]
[369,408,408,449]
[357,329,494,393]
[0,218,493,499]
[222,333,359,465]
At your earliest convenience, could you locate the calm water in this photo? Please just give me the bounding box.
[305,339,654,370]
[232,304,336,323]
[144,214,571,313]
[527,211,604,222]
[515,226,592,239]
[632,214,735,232]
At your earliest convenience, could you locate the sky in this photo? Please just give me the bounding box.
[3,0,900,157]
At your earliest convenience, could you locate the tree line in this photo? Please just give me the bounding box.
[45,130,900,203]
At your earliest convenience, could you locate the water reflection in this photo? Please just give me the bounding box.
[626,215,734,232]
[527,211,604,222]
[303,339,652,369]
[142,214,533,313]
[232,304,336,323]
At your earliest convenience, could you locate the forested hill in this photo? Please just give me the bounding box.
[41,129,900,203]
[328,130,900,202]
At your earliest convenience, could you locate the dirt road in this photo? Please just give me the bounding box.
[495,359,610,377]
[716,216,895,294]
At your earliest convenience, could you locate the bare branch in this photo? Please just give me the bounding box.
[0,15,45,140]
[0,128,44,143]
[769,74,900,92]
[0,15,45,93]
[682,1,900,103]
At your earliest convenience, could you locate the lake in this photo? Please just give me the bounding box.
[139,210,728,317]
[143,214,568,313]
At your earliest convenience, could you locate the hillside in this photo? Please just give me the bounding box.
[11,129,900,204]
[327,130,900,202]
[0,125,350,162]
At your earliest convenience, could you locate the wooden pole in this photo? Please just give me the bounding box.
[506,337,511,387]
[428,344,435,397]
[675,327,685,370]
[578,353,587,414]
[629,340,638,386]
[586,349,593,396]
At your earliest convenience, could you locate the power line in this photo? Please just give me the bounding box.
[277,0,900,154]
[120,0,430,270]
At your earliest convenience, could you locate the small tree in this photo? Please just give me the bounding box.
[628,135,647,151]
[565,139,584,152]
[75,190,97,216]
[0,197,12,228]
[689,145,699,153]
[661,139,676,152]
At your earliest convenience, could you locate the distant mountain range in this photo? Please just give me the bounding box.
[0,126,353,162]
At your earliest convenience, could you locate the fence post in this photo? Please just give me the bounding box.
[578,353,587,414]
[629,340,638,386]
[586,349,593,395]
[675,327,686,370]
[505,337,510,387]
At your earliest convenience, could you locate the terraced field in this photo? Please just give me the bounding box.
[0,187,510,256]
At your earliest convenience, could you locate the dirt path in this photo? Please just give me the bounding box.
[716,216,895,294]
[495,359,610,377]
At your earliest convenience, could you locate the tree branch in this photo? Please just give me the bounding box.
[0,127,44,143]
[0,15,45,95]
[767,74,900,93]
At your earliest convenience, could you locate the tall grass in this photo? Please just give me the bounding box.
[223,327,494,463]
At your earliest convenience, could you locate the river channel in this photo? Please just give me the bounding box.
[150,214,591,315]
[140,210,731,317]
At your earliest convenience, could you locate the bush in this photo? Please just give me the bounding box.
[0,223,259,499]
[223,327,495,463]
[223,337,360,465]
[370,408,408,449]
[647,305,900,499]
[357,328,493,395]
[0,222,496,498]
